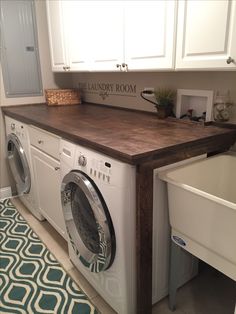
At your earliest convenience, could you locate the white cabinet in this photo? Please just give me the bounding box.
[124,1,176,70]
[46,0,68,72]
[65,1,124,72]
[29,126,66,239]
[46,0,236,71]
[176,0,236,70]
[46,0,176,71]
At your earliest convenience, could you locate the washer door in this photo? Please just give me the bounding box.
[7,133,31,194]
[61,170,116,273]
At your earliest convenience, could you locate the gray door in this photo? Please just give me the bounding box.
[7,134,31,195]
[61,170,116,273]
[0,0,42,97]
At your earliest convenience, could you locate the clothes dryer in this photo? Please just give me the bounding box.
[5,116,43,220]
[60,139,199,314]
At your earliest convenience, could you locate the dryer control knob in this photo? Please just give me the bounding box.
[78,155,87,167]
[11,123,15,130]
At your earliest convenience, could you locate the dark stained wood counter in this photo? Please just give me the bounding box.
[2,103,236,165]
[2,103,236,314]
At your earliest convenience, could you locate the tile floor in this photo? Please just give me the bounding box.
[11,197,236,314]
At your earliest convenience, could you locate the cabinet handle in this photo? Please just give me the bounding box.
[38,140,43,144]
[226,57,234,64]
[121,63,128,72]
[63,66,70,71]
[116,64,121,71]
[54,167,60,171]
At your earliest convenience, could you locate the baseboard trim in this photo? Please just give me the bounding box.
[0,186,12,200]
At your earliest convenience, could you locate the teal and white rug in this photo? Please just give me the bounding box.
[0,198,98,314]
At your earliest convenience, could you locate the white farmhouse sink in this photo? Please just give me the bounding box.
[160,152,236,281]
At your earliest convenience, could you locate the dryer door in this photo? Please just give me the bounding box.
[61,170,116,273]
[7,133,31,194]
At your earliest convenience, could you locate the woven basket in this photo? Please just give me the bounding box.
[45,89,81,106]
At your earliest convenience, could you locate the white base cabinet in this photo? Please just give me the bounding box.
[31,146,67,240]
[29,125,66,239]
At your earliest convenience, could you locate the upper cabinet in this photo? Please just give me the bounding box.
[176,0,236,70]
[124,1,176,70]
[46,0,176,72]
[46,0,236,72]
[46,0,68,71]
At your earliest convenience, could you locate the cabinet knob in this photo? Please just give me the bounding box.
[226,57,234,64]
[63,66,70,71]
[121,63,128,72]
[54,167,60,171]
[38,140,43,144]
[11,123,15,130]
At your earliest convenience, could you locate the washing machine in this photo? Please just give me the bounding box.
[60,139,199,314]
[5,116,44,221]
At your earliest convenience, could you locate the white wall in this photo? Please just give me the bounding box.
[0,0,73,189]
[72,71,236,122]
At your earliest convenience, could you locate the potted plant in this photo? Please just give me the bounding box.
[154,88,176,118]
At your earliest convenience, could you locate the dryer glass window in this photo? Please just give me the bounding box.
[70,182,100,254]
[7,133,31,194]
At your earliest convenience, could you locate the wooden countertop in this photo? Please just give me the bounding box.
[2,103,236,164]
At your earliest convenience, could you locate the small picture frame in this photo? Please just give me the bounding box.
[175,89,214,122]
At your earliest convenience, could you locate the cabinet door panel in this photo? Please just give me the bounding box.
[62,1,90,71]
[31,146,66,239]
[124,1,176,70]
[88,1,124,71]
[176,0,236,69]
[46,0,68,71]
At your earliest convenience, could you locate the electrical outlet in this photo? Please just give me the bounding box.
[142,87,154,97]
[143,87,154,94]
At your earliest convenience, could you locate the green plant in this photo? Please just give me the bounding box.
[154,88,176,107]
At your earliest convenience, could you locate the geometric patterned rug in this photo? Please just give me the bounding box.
[0,198,99,314]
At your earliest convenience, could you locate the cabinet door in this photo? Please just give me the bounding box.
[124,1,176,70]
[176,0,236,70]
[46,0,68,71]
[31,146,67,239]
[86,1,124,71]
[62,1,90,71]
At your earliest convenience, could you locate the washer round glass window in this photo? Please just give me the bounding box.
[61,170,116,273]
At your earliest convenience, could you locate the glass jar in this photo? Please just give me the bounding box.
[213,92,233,122]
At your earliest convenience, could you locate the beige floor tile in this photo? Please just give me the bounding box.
[167,266,235,314]
[68,267,99,300]
[91,295,117,314]
[152,298,185,314]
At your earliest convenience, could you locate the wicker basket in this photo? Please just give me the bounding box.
[45,89,81,106]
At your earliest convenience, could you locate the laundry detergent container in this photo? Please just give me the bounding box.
[160,153,236,281]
